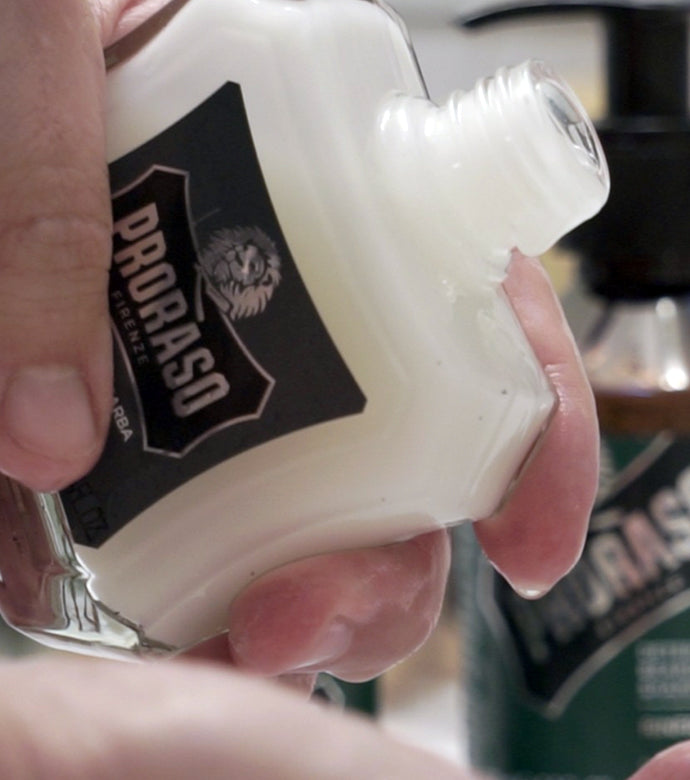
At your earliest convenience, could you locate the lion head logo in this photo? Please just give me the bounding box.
[198,226,282,321]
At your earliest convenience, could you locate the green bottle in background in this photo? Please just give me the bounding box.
[458,4,690,778]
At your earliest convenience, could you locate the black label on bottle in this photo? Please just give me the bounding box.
[60,82,366,548]
[110,166,276,455]
[484,434,690,713]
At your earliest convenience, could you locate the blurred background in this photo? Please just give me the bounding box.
[389,0,603,110]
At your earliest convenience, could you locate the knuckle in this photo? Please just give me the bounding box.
[0,163,112,276]
[0,186,112,315]
[0,218,110,324]
[0,164,112,341]
[0,210,112,272]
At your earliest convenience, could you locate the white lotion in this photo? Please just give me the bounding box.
[0,0,608,656]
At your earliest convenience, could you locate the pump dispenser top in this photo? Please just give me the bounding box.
[463,1,690,299]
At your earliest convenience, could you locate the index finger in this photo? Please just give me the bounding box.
[473,253,598,597]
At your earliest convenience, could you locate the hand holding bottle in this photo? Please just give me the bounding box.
[0,0,605,775]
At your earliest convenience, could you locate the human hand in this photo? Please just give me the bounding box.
[0,0,595,688]
[0,654,481,779]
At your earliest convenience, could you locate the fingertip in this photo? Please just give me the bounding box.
[472,361,597,596]
[475,251,597,596]
[473,405,594,598]
[227,531,451,681]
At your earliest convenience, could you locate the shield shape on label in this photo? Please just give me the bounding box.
[110,165,275,457]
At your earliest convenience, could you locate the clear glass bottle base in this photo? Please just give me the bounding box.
[0,476,174,659]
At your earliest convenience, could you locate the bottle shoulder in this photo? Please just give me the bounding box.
[105,0,425,161]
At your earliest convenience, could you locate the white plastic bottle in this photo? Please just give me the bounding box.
[0,0,609,657]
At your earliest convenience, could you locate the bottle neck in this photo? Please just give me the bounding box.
[374,60,609,291]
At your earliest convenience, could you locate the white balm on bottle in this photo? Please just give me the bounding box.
[0,0,608,657]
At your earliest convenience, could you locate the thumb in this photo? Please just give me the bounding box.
[0,0,113,491]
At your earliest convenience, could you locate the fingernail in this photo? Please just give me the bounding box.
[266,620,353,675]
[1,364,98,461]
[288,620,353,672]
